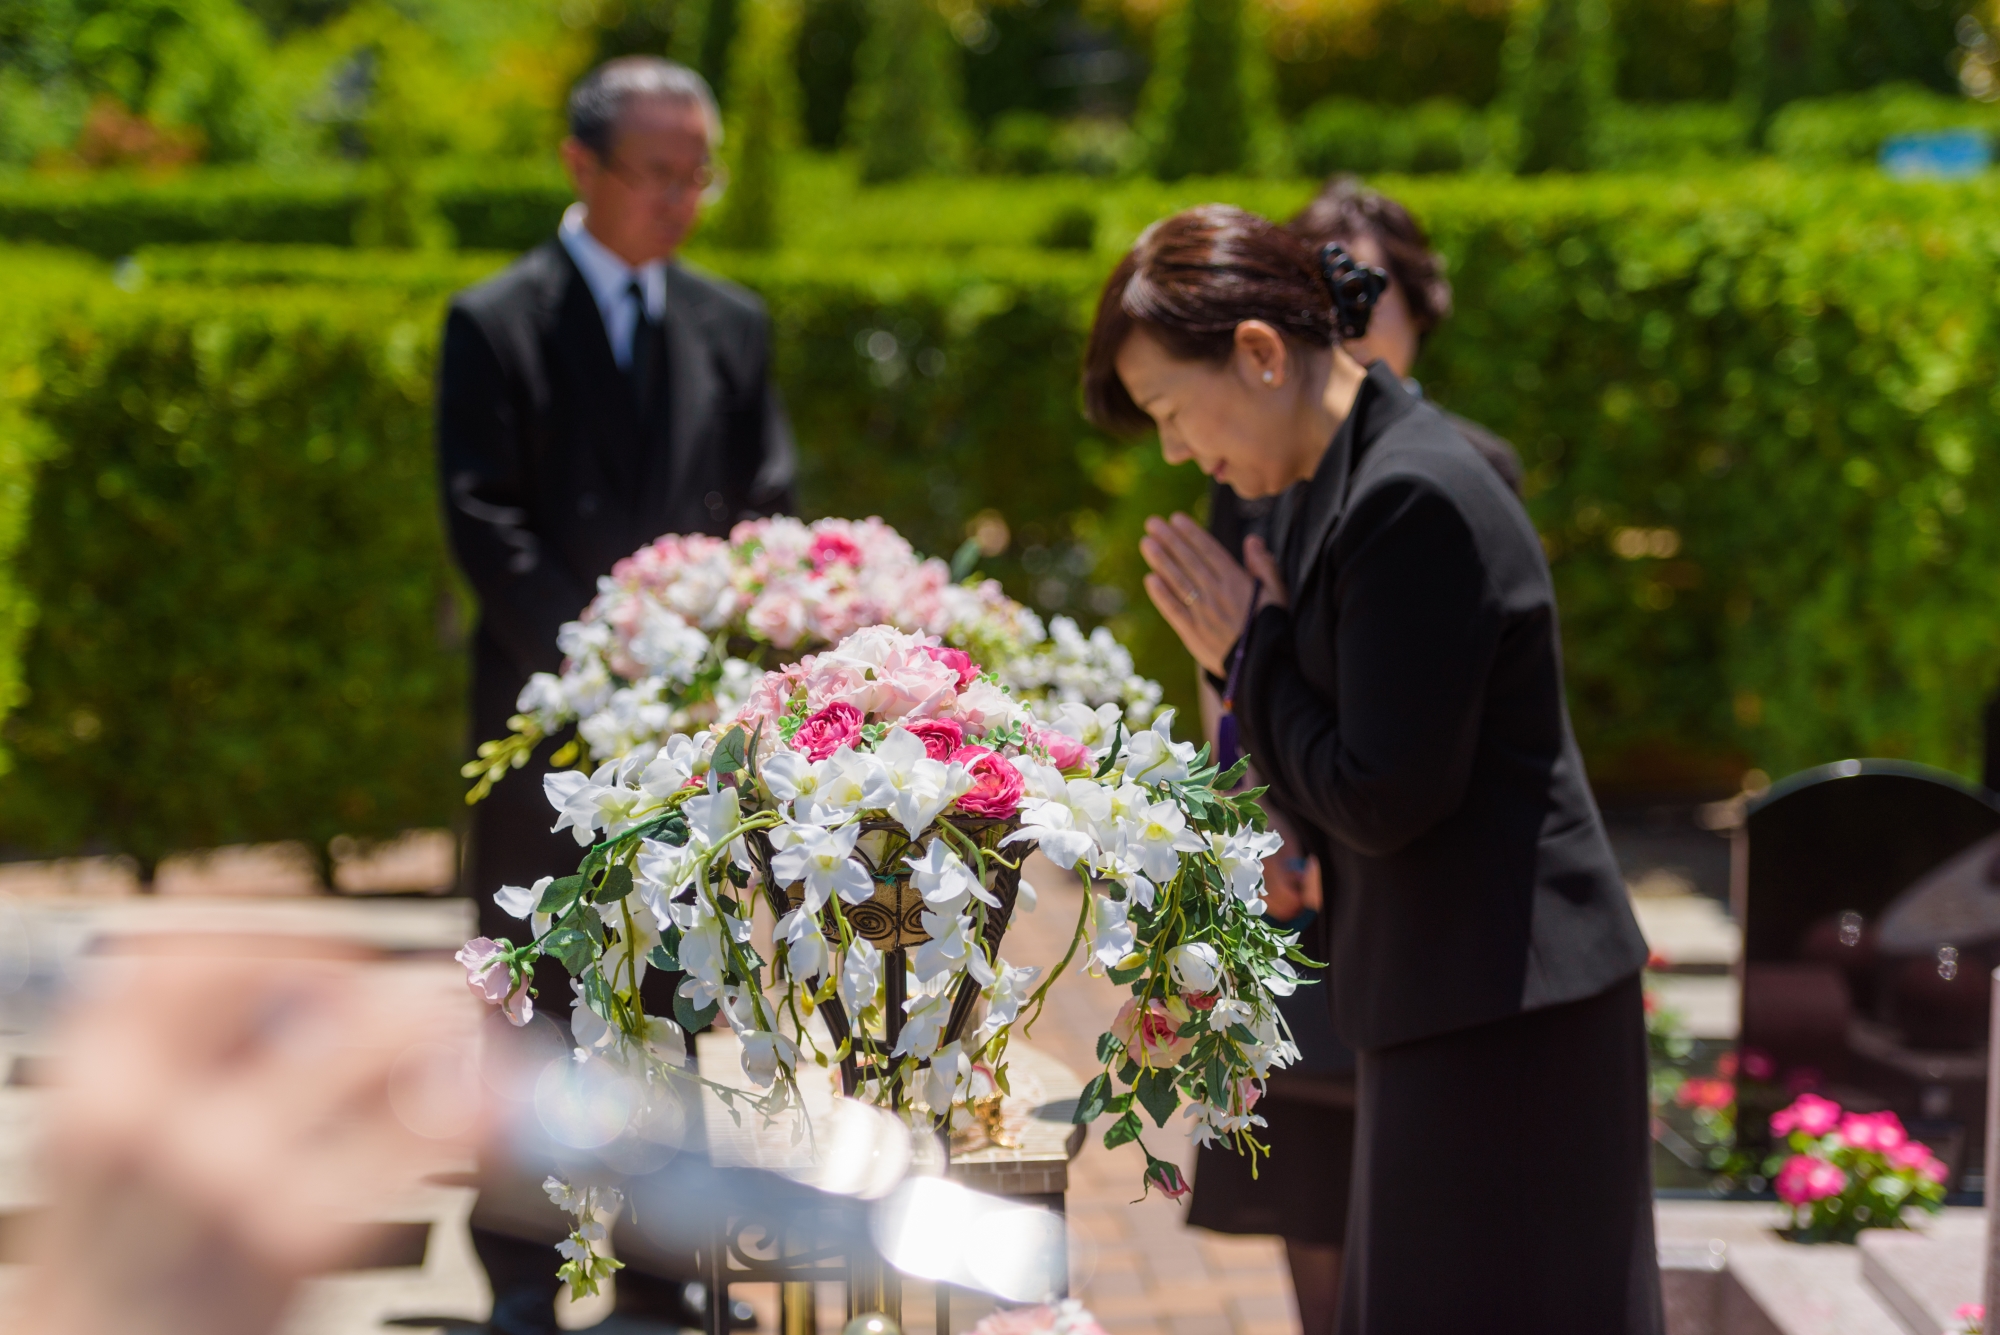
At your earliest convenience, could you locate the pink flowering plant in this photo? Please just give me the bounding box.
[461,625,1307,1287]
[464,517,1160,798]
[1766,1094,1947,1243]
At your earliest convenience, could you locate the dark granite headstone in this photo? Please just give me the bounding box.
[1735,759,2000,1193]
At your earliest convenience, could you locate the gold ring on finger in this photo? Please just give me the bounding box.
[1182,589,1200,607]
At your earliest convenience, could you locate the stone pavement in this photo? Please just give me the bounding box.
[0,833,1764,1335]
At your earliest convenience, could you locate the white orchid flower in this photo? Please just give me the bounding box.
[894,989,951,1059]
[639,734,702,797]
[495,876,548,921]
[971,958,1041,1045]
[676,916,729,1006]
[1168,942,1222,994]
[776,905,830,980]
[1263,954,1300,997]
[1094,852,1156,911]
[1207,996,1254,1033]
[1090,895,1137,971]
[738,1029,798,1088]
[570,980,618,1059]
[924,1041,971,1115]
[1001,799,1098,870]
[1214,826,1283,905]
[911,908,973,982]
[770,821,874,911]
[636,837,700,926]
[1121,709,1196,786]
[1127,798,1207,882]
[545,761,650,845]
[1009,755,1068,800]
[839,938,884,1014]
[516,673,570,729]
[862,727,973,838]
[1049,700,1124,750]
[905,839,996,913]
[683,786,753,870]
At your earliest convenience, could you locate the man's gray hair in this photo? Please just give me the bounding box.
[567,57,721,158]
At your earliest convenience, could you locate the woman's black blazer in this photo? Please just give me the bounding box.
[1237,363,1648,1052]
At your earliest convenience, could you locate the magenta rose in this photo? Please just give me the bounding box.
[794,701,864,761]
[922,644,980,689]
[808,531,865,572]
[904,718,964,762]
[953,745,1024,819]
[1028,726,1091,771]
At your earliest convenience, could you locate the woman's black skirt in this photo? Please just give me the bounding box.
[1188,959,1356,1246]
[1337,970,1663,1335]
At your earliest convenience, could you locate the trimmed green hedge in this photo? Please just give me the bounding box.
[8,165,2000,866]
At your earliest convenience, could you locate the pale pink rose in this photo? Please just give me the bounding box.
[794,702,864,760]
[456,937,533,1026]
[749,590,810,648]
[1770,1092,1841,1138]
[952,679,1016,729]
[904,718,964,762]
[1113,996,1195,1067]
[1774,1154,1846,1204]
[1030,726,1092,771]
[1838,1110,1906,1153]
[953,745,1024,819]
[1145,1159,1191,1202]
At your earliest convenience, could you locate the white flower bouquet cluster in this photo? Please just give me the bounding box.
[457,624,1310,1278]
[462,516,1160,799]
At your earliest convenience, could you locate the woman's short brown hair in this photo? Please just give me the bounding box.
[1082,204,1333,436]
[1288,175,1453,337]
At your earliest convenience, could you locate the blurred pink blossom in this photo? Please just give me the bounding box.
[1774,1154,1846,1204]
[1837,1110,1907,1154]
[1771,1092,1842,1138]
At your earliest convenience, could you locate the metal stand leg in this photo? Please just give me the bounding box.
[707,1225,730,1335]
[783,1282,818,1335]
[935,1280,952,1335]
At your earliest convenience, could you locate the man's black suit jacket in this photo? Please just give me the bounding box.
[437,239,795,929]
[1237,362,1647,1053]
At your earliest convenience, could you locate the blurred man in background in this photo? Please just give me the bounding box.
[435,55,795,1335]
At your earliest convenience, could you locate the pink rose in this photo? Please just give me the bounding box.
[1145,1159,1192,1202]
[1774,1154,1847,1204]
[794,701,864,761]
[1838,1110,1906,1154]
[1741,1049,1775,1080]
[808,531,865,572]
[923,644,980,689]
[1113,996,1195,1067]
[749,589,809,649]
[456,937,533,1026]
[1770,1092,1841,1138]
[904,718,964,762]
[953,745,1024,819]
[1030,726,1092,771]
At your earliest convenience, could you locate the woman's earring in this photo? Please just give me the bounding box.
[1262,371,1275,385]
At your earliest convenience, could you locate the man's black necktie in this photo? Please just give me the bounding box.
[626,278,663,423]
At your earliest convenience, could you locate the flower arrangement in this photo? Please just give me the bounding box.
[458,624,1309,1287]
[1767,1093,1947,1243]
[968,1299,1110,1335]
[462,517,1161,797]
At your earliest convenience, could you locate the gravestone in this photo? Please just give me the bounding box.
[1735,759,2000,1193]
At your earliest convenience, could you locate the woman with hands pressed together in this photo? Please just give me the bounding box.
[1087,206,1660,1335]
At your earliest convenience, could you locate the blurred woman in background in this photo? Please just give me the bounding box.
[1186,177,1521,1335]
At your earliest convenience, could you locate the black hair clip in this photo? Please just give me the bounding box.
[1320,243,1388,341]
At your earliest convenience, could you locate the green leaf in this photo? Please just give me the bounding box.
[1102,1108,1143,1149]
[674,991,720,1034]
[1074,1072,1113,1123]
[1227,1023,1258,1044]
[1215,756,1250,790]
[649,925,683,971]
[713,726,748,774]
[1134,1067,1179,1127]
[593,864,634,903]
[1117,1057,1141,1084]
[950,535,981,581]
[539,875,587,912]
[1095,1032,1123,1064]
[1107,960,1146,986]
[544,926,597,973]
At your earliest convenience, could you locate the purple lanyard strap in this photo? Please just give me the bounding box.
[1214,577,1262,776]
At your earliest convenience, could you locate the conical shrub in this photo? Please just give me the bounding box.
[709,0,801,249]
[1137,0,1286,180]
[1499,0,1613,173]
[845,0,968,183]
